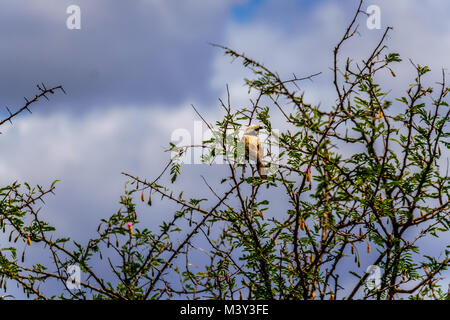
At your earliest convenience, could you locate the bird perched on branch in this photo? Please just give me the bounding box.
[242,124,267,178]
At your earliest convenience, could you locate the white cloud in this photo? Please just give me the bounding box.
[0,103,219,233]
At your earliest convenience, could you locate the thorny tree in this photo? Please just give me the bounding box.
[0,1,449,300]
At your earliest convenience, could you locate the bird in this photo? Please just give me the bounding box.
[242,124,267,178]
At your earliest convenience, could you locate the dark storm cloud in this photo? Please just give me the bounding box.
[0,0,230,113]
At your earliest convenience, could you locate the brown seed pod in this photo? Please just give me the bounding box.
[147,192,152,206]
[300,218,305,231]
[390,68,396,77]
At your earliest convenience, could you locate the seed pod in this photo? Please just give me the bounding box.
[351,243,354,254]
[141,191,145,202]
[147,191,152,206]
[271,233,276,246]
[26,234,31,246]
[390,69,396,77]
[21,251,25,263]
[357,258,361,268]
[306,168,311,183]
[310,253,314,263]
[127,222,133,235]
[259,211,265,220]
[300,218,305,231]
[366,242,371,254]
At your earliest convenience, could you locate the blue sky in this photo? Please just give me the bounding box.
[232,0,265,22]
[0,0,449,299]
[232,0,324,23]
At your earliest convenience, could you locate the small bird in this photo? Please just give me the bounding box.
[242,124,267,178]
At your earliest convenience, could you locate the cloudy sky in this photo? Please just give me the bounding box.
[0,0,449,299]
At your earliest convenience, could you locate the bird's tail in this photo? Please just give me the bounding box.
[257,161,267,179]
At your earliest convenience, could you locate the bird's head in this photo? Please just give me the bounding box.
[244,124,262,136]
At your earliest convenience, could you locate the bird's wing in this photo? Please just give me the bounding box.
[243,134,267,178]
[243,135,260,163]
